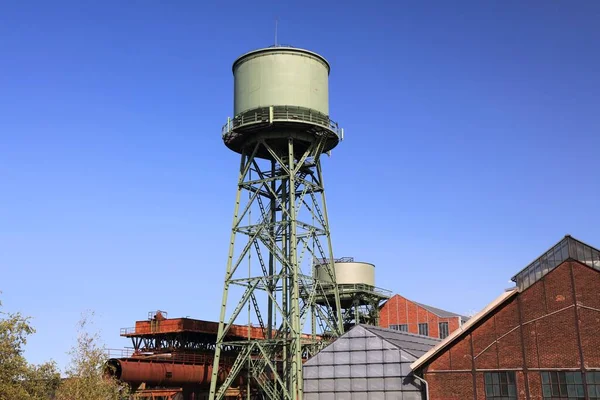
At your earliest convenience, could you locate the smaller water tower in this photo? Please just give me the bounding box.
[314,257,391,330]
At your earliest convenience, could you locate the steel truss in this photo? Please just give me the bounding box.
[209,135,343,400]
[129,333,217,353]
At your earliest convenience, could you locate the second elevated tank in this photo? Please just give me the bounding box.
[232,47,330,116]
[314,261,375,287]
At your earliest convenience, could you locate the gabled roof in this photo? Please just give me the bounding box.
[511,235,600,291]
[382,294,468,323]
[412,235,600,372]
[410,289,518,371]
[358,324,440,358]
[412,301,469,323]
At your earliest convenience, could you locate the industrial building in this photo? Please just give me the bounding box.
[411,235,600,400]
[303,325,439,400]
[379,294,468,339]
[109,235,600,399]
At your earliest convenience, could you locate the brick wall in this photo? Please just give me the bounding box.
[420,261,600,400]
[379,294,461,339]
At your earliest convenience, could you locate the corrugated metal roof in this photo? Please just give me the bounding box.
[412,301,469,322]
[511,235,600,291]
[358,324,441,358]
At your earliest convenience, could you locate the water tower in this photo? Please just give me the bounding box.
[314,257,391,330]
[209,46,345,400]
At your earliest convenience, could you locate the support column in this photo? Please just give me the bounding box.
[209,137,343,400]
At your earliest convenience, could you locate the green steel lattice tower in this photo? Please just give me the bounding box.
[208,47,345,400]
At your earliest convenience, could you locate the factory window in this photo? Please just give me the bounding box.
[439,322,449,339]
[485,371,516,399]
[418,323,428,336]
[587,371,600,399]
[389,324,408,332]
[541,371,585,399]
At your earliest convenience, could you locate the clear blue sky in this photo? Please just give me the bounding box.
[1,1,599,370]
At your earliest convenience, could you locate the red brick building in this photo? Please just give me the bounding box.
[379,294,468,339]
[411,235,600,400]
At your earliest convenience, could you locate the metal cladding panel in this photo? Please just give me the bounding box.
[304,379,318,393]
[335,351,351,365]
[316,262,376,286]
[352,378,368,391]
[335,364,351,378]
[368,391,385,400]
[302,325,426,399]
[385,392,403,400]
[233,47,329,116]
[319,379,335,392]
[337,392,352,400]
[402,392,424,400]
[304,365,318,380]
[335,378,352,391]
[384,363,401,377]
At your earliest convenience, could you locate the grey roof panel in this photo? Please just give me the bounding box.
[358,325,440,358]
[412,301,468,321]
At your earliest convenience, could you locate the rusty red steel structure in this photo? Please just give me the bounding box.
[131,388,182,400]
[121,316,270,341]
[108,311,321,399]
[106,354,241,387]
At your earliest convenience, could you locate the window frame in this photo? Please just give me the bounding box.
[484,371,517,400]
[439,321,449,339]
[541,371,585,399]
[418,323,429,336]
[389,324,408,332]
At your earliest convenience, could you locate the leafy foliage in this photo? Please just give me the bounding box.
[1,297,130,400]
[0,297,61,400]
[55,311,130,400]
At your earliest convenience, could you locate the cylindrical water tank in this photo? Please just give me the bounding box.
[315,262,376,287]
[232,47,330,116]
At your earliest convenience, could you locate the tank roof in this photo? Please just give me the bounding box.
[232,45,330,74]
[314,257,376,268]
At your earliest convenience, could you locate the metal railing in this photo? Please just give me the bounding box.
[120,327,136,335]
[309,282,392,299]
[313,256,355,265]
[221,105,342,138]
[336,283,392,298]
[106,348,135,359]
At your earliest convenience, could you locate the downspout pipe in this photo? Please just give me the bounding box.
[413,373,429,400]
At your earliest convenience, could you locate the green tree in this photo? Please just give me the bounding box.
[0,297,61,400]
[55,311,130,400]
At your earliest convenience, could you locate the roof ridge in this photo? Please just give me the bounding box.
[359,324,441,342]
[411,300,467,319]
[410,289,518,371]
